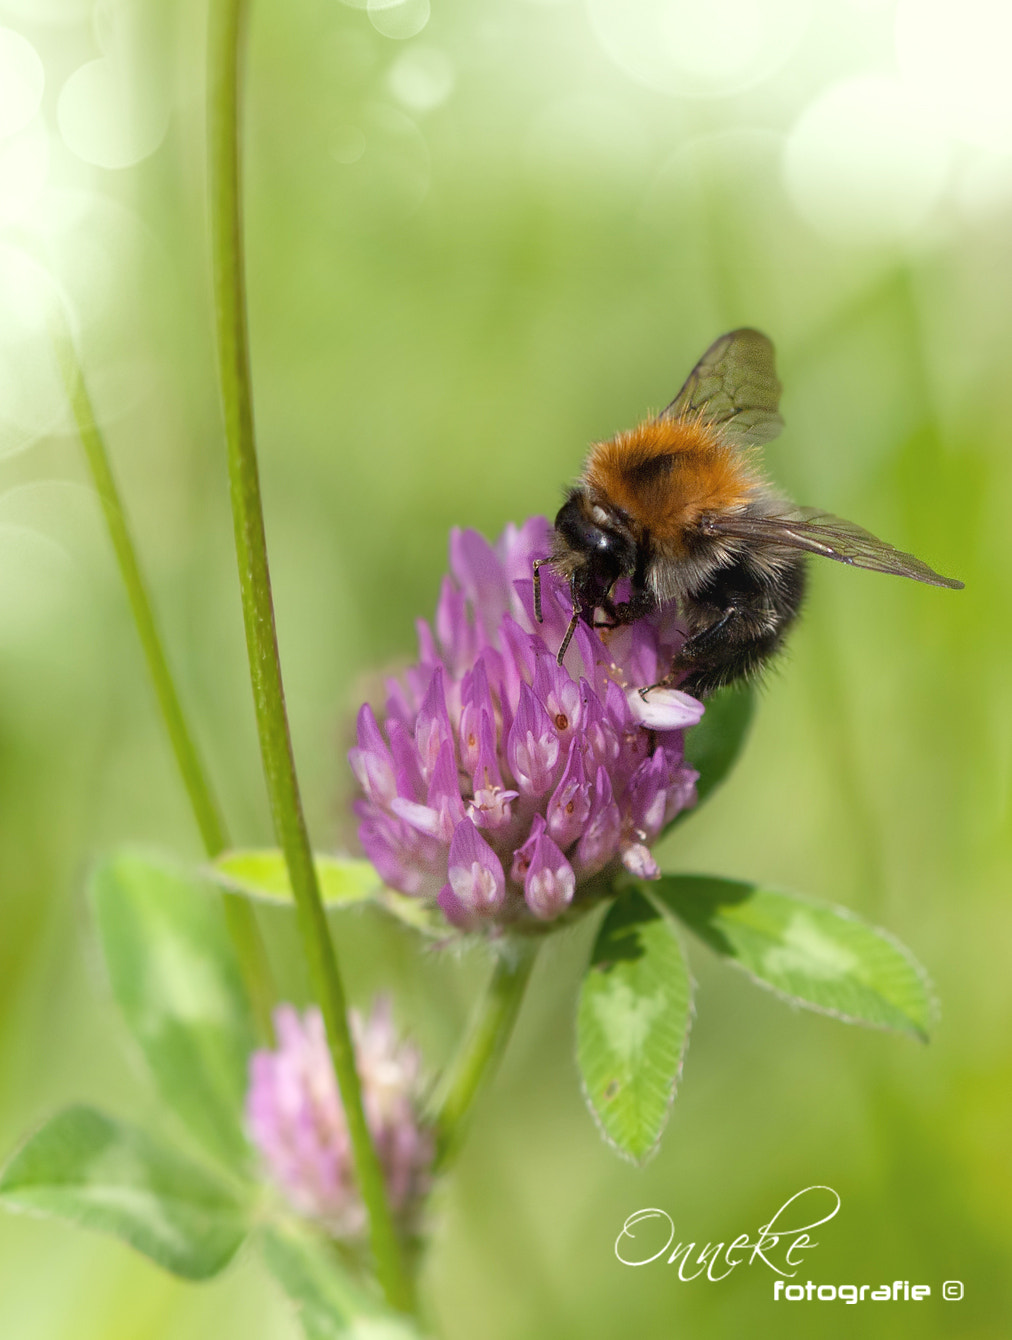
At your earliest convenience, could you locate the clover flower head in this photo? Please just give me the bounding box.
[350,517,703,932]
[246,1000,433,1238]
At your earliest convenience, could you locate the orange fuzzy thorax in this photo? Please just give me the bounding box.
[583,417,762,556]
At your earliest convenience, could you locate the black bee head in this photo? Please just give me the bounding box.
[554,493,635,612]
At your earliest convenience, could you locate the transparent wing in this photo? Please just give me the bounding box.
[660,328,784,447]
[707,507,964,589]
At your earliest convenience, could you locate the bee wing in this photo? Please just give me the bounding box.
[660,328,784,447]
[707,508,964,589]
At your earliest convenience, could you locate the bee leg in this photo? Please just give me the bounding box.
[637,662,690,700]
[594,586,656,631]
[556,608,581,664]
[682,605,741,656]
[641,553,806,699]
[553,574,587,664]
[532,559,550,623]
[637,606,740,700]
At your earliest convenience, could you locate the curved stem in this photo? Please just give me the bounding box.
[206,0,413,1314]
[55,326,228,855]
[52,315,275,1042]
[432,941,539,1172]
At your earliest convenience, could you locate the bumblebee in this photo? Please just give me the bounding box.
[535,329,962,697]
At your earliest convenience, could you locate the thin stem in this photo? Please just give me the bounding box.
[54,325,228,854]
[206,0,413,1314]
[51,314,275,1041]
[431,941,539,1172]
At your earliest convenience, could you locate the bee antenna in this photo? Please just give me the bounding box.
[556,609,580,665]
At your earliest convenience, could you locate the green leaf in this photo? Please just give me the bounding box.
[90,850,257,1172]
[667,682,755,831]
[260,1223,422,1340]
[211,848,447,938]
[211,850,380,907]
[653,874,934,1039]
[0,1106,249,1280]
[374,891,449,937]
[576,890,693,1163]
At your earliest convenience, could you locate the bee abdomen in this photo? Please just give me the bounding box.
[676,551,807,697]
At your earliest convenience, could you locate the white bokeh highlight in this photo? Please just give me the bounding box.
[0,27,44,139]
[955,150,1012,223]
[388,47,454,112]
[0,120,50,224]
[896,0,1012,152]
[57,0,171,169]
[0,481,110,645]
[57,56,169,169]
[783,75,952,245]
[0,0,93,23]
[588,0,811,99]
[367,0,430,41]
[0,244,72,453]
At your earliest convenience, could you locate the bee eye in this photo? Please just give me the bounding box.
[555,496,626,559]
[554,495,634,608]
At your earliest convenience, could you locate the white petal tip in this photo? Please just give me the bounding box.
[627,686,705,731]
[621,844,660,880]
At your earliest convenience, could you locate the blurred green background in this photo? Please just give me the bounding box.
[0,0,1009,1335]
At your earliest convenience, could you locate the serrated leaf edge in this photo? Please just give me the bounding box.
[576,900,697,1167]
[654,876,937,1041]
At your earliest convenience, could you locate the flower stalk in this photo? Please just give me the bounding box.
[206,0,414,1313]
[431,940,539,1171]
[51,313,275,1042]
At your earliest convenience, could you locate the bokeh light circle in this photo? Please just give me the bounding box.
[783,75,952,245]
[0,121,50,224]
[0,27,44,139]
[587,0,811,99]
[57,57,169,169]
[896,0,1012,151]
[388,46,454,112]
[0,0,93,24]
[367,0,430,40]
[0,243,73,454]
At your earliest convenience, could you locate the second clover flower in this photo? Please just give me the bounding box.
[246,1000,433,1239]
[350,517,704,932]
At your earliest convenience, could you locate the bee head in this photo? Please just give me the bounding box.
[553,492,636,611]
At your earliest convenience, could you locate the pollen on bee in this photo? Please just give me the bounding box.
[584,416,762,554]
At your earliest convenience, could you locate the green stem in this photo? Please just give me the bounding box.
[206,0,413,1314]
[432,941,539,1172]
[54,328,227,854]
[51,315,275,1042]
